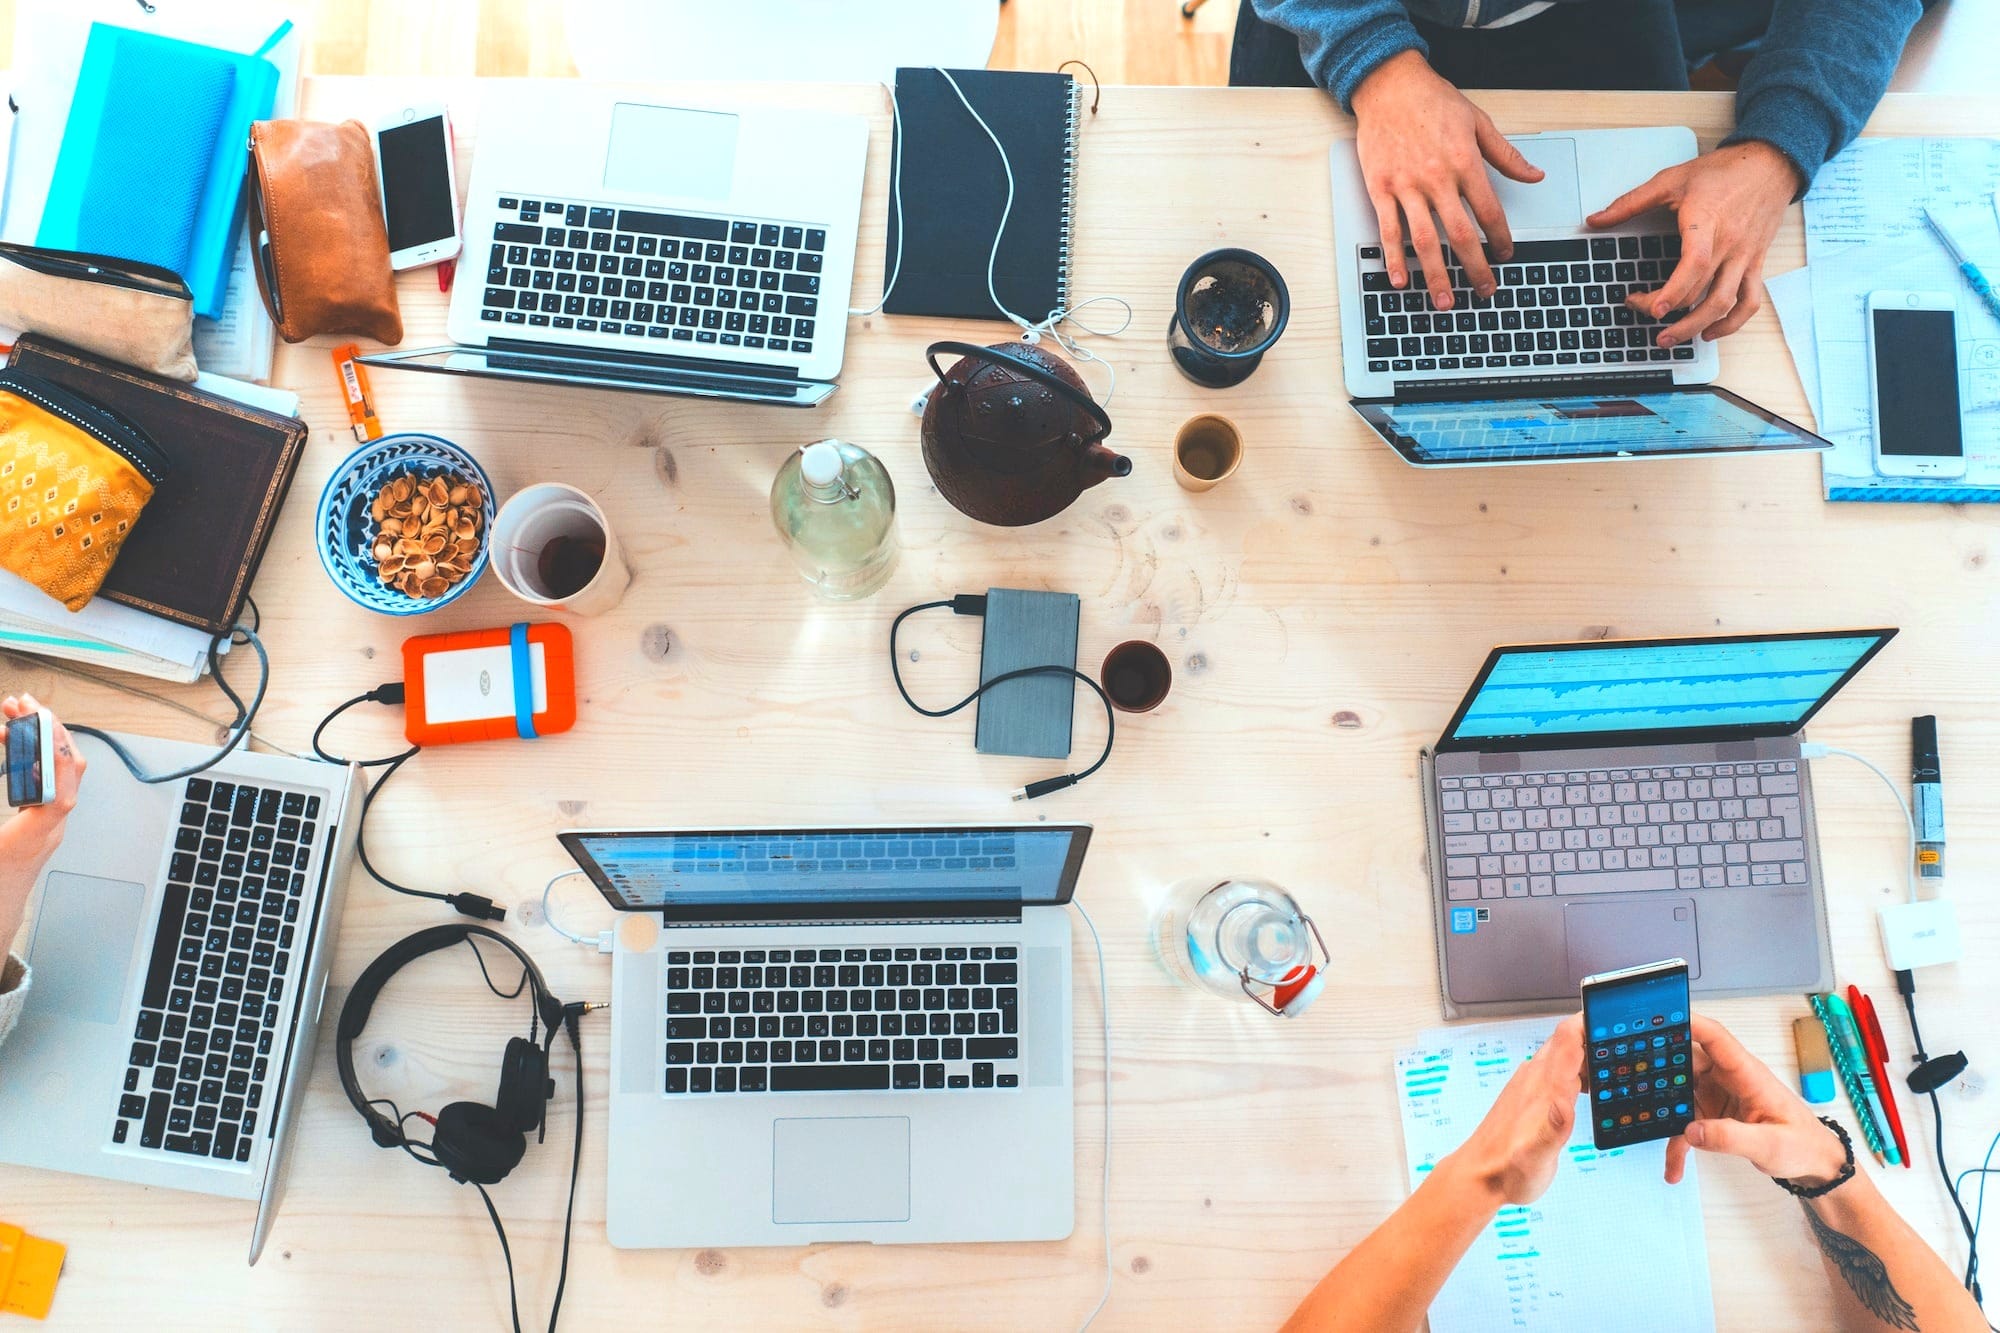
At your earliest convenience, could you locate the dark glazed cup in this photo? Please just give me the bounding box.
[1102,641,1173,713]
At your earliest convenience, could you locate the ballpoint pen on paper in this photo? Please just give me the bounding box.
[1848,985,1913,1168]
[1923,206,2000,327]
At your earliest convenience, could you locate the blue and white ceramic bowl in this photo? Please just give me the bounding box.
[315,433,496,616]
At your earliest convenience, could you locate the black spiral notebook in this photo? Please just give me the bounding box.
[883,67,1081,324]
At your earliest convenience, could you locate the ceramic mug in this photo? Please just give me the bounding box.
[1172,414,1243,492]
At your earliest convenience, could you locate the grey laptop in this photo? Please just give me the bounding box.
[0,731,362,1262]
[1420,629,1896,1019]
[558,824,1088,1248]
[1329,127,1831,468]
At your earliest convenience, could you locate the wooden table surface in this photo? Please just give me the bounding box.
[5,78,1998,1332]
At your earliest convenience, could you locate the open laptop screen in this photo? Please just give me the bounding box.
[1353,385,1828,466]
[1438,630,1895,751]
[560,826,1091,914]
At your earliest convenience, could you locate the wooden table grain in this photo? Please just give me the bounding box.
[5,79,1998,1332]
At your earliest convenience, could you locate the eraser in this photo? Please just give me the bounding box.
[0,1220,65,1320]
[1794,1016,1836,1104]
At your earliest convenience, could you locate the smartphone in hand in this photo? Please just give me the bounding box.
[1582,958,1694,1149]
[5,708,55,808]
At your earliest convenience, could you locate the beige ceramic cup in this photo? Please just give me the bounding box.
[491,482,632,616]
[1172,413,1243,492]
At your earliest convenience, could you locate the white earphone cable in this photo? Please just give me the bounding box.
[1070,898,1114,1330]
[1801,743,1920,903]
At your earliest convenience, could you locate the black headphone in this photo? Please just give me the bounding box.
[336,924,567,1185]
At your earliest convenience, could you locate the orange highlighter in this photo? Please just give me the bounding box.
[1849,985,1912,1168]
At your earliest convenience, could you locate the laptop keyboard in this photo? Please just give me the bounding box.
[1439,761,1807,900]
[113,778,318,1164]
[664,945,1022,1095]
[482,195,826,355]
[1358,236,1695,376]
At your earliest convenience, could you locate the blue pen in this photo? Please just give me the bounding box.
[1924,207,2000,327]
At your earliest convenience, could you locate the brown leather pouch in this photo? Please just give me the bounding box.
[246,119,402,345]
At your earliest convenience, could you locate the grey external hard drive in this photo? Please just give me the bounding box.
[975,588,1079,760]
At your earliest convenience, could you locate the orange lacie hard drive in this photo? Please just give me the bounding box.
[401,622,576,746]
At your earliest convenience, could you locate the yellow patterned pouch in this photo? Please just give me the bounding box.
[0,370,169,611]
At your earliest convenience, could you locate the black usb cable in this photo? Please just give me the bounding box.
[889,595,1115,800]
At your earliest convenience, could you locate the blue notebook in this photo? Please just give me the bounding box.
[37,24,280,320]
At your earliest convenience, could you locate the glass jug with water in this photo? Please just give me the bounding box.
[1152,877,1328,1017]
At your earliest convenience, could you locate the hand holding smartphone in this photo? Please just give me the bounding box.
[1581,959,1694,1149]
[5,708,56,808]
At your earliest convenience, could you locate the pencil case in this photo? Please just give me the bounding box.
[246,119,403,345]
[0,244,198,381]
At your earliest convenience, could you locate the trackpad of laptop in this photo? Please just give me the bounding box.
[1563,898,1700,990]
[24,872,147,1026]
[1490,137,1582,231]
[772,1117,911,1225]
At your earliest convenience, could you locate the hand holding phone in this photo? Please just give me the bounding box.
[5,708,55,808]
[1582,959,1694,1149]
[1867,291,1967,480]
[1665,1015,1854,1188]
[372,103,461,271]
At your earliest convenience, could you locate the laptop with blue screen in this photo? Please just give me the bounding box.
[557,824,1090,1248]
[1419,630,1895,1019]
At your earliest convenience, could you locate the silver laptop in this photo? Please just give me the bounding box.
[558,824,1088,1248]
[0,732,362,1263]
[362,84,868,406]
[1420,630,1896,1020]
[1330,127,1829,467]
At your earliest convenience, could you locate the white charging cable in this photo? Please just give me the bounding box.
[849,70,1134,404]
[1800,743,1919,903]
[1070,897,1114,1331]
[542,868,615,951]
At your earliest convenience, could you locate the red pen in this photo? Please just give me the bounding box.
[1849,985,1912,1168]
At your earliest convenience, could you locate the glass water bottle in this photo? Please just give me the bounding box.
[769,439,899,601]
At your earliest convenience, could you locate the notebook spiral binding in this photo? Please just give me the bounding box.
[1056,78,1082,316]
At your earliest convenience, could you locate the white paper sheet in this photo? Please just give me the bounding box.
[1396,1018,1716,1333]
[1767,266,1820,423]
[1802,138,2000,500]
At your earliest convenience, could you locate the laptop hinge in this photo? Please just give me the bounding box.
[1392,370,1675,403]
[486,335,803,383]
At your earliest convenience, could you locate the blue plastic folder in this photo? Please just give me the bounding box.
[36,24,280,320]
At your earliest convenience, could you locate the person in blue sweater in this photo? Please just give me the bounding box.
[1237,0,1927,349]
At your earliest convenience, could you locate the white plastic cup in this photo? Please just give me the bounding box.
[490,483,632,616]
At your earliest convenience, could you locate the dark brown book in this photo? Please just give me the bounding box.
[7,334,307,635]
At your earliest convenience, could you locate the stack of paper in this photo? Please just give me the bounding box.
[1785,138,2000,502]
[1396,1018,1716,1332]
[2,5,302,383]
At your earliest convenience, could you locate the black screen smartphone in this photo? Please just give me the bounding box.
[1582,958,1694,1149]
[5,710,54,808]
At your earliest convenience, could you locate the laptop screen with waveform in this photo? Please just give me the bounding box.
[1441,630,1894,749]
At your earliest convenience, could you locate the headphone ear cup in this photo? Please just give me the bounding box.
[495,1036,551,1134]
[431,1101,526,1185]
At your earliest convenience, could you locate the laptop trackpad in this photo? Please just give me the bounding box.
[1489,137,1583,231]
[1563,898,1700,990]
[772,1117,911,1225]
[24,872,147,1026]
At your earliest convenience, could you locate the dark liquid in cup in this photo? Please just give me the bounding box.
[1103,642,1172,712]
[537,533,605,600]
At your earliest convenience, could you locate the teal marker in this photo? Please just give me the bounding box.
[1924,208,2000,327]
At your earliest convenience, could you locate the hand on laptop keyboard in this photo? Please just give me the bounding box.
[1585,140,1800,348]
[1349,50,1544,308]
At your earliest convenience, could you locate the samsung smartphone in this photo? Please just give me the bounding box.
[372,104,461,270]
[1867,291,1967,480]
[5,709,54,808]
[1582,959,1694,1150]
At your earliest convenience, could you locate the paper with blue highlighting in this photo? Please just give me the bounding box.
[1395,1018,1715,1332]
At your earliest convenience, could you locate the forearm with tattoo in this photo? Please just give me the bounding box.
[1802,1200,1922,1332]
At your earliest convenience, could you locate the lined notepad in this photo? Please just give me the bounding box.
[1397,1019,1716,1332]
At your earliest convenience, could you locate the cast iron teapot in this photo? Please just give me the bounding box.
[920,340,1129,527]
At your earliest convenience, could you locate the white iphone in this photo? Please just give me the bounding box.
[1867,290,1967,480]
[372,103,461,271]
